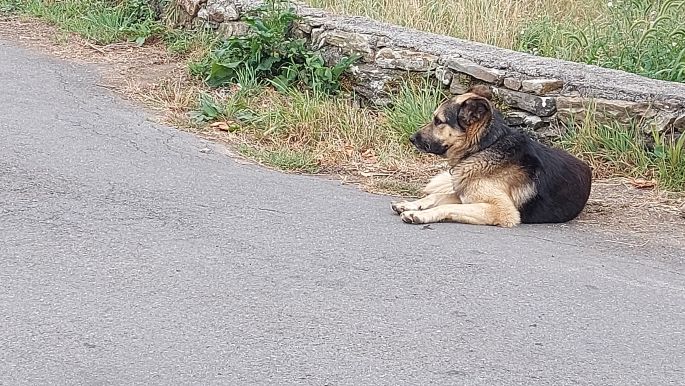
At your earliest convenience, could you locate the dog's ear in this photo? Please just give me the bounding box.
[458,96,491,130]
[467,84,492,100]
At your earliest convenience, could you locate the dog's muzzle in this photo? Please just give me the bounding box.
[410,132,447,155]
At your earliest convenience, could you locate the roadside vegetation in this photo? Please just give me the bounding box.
[308,0,685,83]
[1,0,684,193]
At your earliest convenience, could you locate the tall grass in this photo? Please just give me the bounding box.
[559,105,685,191]
[519,0,685,82]
[384,79,446,141]
[306,0,600,53]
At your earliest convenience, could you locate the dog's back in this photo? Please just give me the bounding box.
[519,139,592,223]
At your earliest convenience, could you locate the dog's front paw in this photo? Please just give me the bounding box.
[400,210,428,224]
[391,201,411,214]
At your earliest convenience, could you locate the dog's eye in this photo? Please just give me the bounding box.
[433,117,442,126]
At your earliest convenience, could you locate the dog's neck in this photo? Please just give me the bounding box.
[448,115,510,168]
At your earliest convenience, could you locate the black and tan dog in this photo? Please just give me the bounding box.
[391,85,592,227]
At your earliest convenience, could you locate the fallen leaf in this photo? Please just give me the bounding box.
[629,178,657,189]
[361,148,378,164]
[210,121,229,131]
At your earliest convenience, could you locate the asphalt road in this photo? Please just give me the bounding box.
[1,41,684,385]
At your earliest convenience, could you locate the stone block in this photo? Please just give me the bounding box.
[503,77,522,91]
[434,66,452,86]
[204,0,240,23]
[316,30,374,62]
[521,78,564,95]
[494,88,556,116]
[375,48,438,71]
[445,57,504,84]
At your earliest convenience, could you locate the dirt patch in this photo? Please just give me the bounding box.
[2,15,683,249]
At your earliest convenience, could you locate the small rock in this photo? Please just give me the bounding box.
[521,78,563,95]
[347,63,401,105]
[177,0,206,17]
[217,21,250,37]
[199,147,211,153]
[523,115,544,130]
[204,0,239,23]
[503,77,522,91]
[673,114,685,130]
[297,21,313,34]
[435,66,453,86]
[196,6,209,20]
[449,73,473,95]
[504,110,529,126]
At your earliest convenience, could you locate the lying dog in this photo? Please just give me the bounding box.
[392,85,592,227]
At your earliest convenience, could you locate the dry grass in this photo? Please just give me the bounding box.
[305,0,601,49]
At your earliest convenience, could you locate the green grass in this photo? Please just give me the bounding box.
[559,105,685,191]
[519,0,685,82]
[384,79,446,141]
[238,145,320,173]
[2,0,165,45]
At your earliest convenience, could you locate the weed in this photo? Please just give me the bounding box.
[559,103,685,191]
[163,26,218,56]
[0,0,21,13]
[192,0,358,94]
[384,79,446,140]
[652,130,685,191]
[238,144,320,173]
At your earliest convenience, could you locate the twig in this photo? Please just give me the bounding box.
[85,42,106,54]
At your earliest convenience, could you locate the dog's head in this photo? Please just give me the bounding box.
[410,85,493,157]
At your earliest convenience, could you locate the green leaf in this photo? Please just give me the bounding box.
[207,62,239,87]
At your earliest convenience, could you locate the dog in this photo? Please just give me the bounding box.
[391,85,592,227]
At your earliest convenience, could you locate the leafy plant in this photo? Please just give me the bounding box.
[192,0,358,94]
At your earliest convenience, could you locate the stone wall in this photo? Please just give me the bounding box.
[175,0,685,139]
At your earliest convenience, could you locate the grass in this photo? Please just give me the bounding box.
[519,0,685,82]
[307,0,685,82]
[1,0,165,45]
[384,79,446,141]
[559,105,685,191]
[0,0,216,51]
[307,0,598,51]
[189,82,434,176]
[238,144,320,173]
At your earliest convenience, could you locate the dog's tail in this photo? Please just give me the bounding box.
[423,171,454,195]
